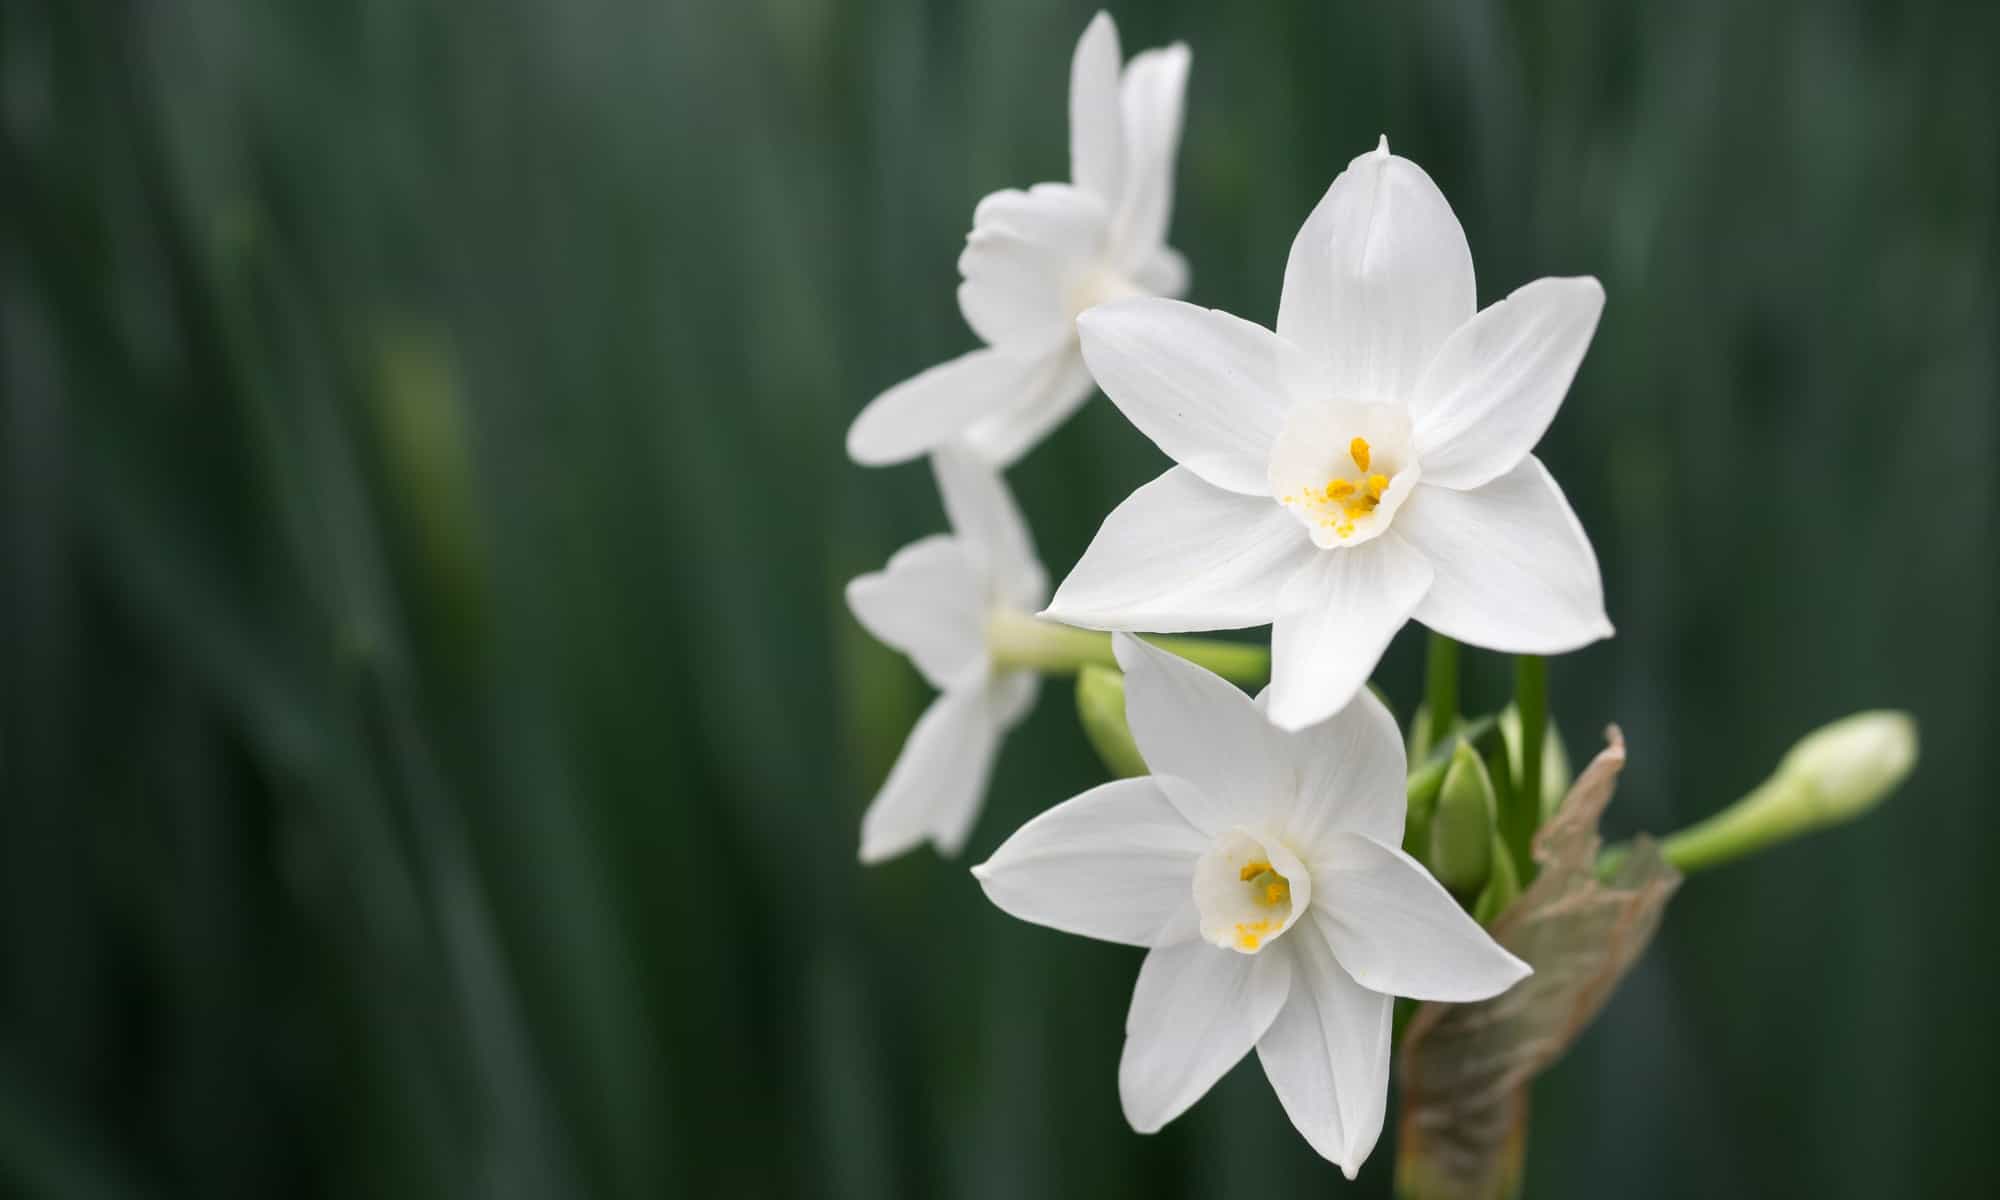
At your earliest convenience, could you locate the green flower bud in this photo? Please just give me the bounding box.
[1403,757,1444,864]
[1076,666,1148,779]
[1499,704,1570,820]
[1430,741,1497,898]
[1607,710,1917,877]
[1471,829,1520,925]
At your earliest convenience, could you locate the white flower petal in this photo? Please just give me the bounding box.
[956,347,1095,468]
[1313,833,1531,1002]
[1265,535,1433,731]
[931,447,1046,609]
[848,346,1056,467]
[1276,139,1475,404]
[1255,914,1393,1179]
[1131,245,1190,298]
[845,535,986,690]
[971,776,1209,947]
[1077,299,1301,496]
[969,182,1109,259]
[1398,457,1613,653]
[958,185,1109,354]
[859,686,1003,864]
[1111,634,1284,833]
[1044,468,1314,633]
[929,672,1040,857]
[1109,43,1190,264]
[1277,686,1409,854]
[1409,276,1606,490]
[1119,938,1292,1133]
[1068,12,1125,207]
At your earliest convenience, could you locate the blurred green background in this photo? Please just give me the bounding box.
[3,0,1993,1195]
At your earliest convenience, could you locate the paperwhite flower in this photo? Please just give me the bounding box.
[1046,138,1613,731]
[973,635,1528,1176]
[846,450,1048,862]
[846,12,1191,468]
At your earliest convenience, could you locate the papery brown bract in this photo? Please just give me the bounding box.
[1395,729,1680,1200]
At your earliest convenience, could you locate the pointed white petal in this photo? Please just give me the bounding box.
[1077,299,1301,496]
[845,535,986,690]
[1276,140,1475,404]
[848,347,1055,467]
[1131,245,1190,298]
[971,776,1208,947]
[1069,12,1125,206]
[930,672,1039,856]
[1313,833,1531,1002]
[859,687,1003,864]
[1109,43,1190,263]
[956,347,1094,468]
[1278,686,1409,854]
[1044,467,1314,633]
[1256,916,1393,1179]
[958,185,1109,354]
[1397,458,1612,654]
[1265,535,1432,731]
[1119,939,1292,1133]
[1111,634,1285,832]
[1410,276,1605,490]
[931,447,1046,609]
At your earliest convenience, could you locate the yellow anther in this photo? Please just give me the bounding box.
[1350,437,1372,472]
[1233,919,1275,951]
[1323,479,1356,500]
[1239,861,1272,881]
[1367,474,1389,500]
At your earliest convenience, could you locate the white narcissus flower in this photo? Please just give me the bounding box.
[973,635,1528,1177]
[846,11,1192,469]
[846,450,1048,863]
[1046,138,1613,731]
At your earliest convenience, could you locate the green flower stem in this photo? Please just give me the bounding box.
[1423,633,1459,751]
[1504,655,1547,881]
[1598,710,1917,879]
[986,610,1268,687]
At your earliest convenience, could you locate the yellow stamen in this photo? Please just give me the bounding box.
[1323,479,1356,500]
[1367,474,1389,500]
[1350,437,1372,472]
[1239,861,1272,881]
[1233,919,1275,951]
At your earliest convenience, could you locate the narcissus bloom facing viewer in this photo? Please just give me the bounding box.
[846,12,1191,468]
[1046,138,1613,731]
[973,635,1529,1177]
[846,451,1048,862]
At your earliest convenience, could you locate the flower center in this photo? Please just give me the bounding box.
[1065,265,1143,321]
[1267,402,1420,550]
[1192,831,1312,955]
[1282,436,1393,541]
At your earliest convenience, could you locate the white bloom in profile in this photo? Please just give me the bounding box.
[1046,138,1613,731]
[847,12,1192,468]
[973,635,1527,1176]
[846,450,1048,862]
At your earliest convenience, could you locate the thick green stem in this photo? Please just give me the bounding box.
[1504,655,1547,881]
[1423,633,1459,752]
[985,610,1268,687]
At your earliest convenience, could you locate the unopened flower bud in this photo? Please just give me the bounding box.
[1630,710,1918,877]
[1430,741,1497,898]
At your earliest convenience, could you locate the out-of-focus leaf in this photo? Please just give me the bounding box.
[1395,728,1681,1200]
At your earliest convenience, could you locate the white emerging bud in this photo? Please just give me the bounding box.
[1774,710,1919,825]
[1654,710,1918,875]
